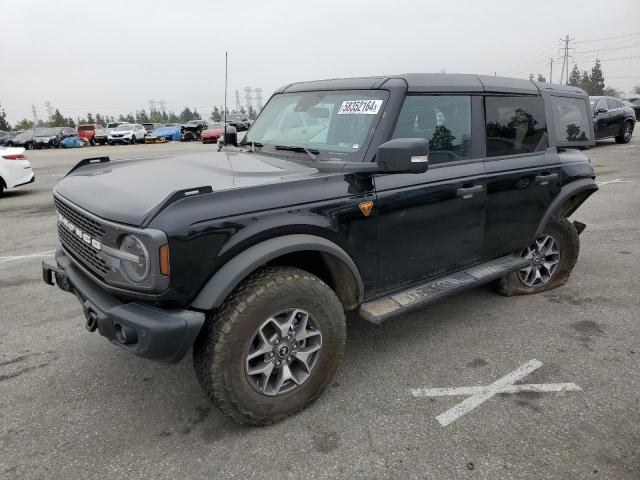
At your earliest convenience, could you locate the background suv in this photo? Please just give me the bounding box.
[590,96,635,143]
[107,123,147,145]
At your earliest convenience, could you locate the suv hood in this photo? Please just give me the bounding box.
[54,150,321,226]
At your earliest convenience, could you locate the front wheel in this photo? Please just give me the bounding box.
[615,121,634,144]
[496,215,580,296]
[130,136,136,145]
[193,266,346,426]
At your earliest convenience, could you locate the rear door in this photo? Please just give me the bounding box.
[375,94,486,292]
[483,95,562,257]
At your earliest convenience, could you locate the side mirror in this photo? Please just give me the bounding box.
[376,138,429,174]
[223,125,238,147]
[596,107,607,115]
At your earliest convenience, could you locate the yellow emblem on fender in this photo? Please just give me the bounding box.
[359,200,373,216]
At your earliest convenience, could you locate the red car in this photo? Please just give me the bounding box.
[200,122,226,143]
[77,124,102,146]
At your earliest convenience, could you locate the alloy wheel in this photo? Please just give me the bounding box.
[624,123,633,142]
[518,235,560,287]
[245,308,323,396]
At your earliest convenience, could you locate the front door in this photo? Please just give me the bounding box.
[375,94,486,292]
[483,95,562,257]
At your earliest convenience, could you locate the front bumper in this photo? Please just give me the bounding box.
[42,248,205,364]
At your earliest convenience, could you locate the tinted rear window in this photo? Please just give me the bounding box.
[550,96,591,143]
[485,96,547,157]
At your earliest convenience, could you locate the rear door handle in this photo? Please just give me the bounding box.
[456,184,483,198]
[535,173,559,185]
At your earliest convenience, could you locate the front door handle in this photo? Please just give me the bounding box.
[535,173,559,185]
[456,184,483,199]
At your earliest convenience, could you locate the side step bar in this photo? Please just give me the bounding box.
[359,254,529,324]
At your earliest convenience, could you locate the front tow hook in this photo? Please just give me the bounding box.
[84,307,98,332]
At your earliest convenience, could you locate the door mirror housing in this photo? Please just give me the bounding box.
[595,107,607,115]
[376,138,429,174]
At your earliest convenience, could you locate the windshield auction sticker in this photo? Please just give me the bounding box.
[337,99,383,115]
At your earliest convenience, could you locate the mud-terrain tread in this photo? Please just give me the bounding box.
[193,266,345,426]
[496,215,580,296]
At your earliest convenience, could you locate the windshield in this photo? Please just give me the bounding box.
[207,122,225,129]
[115,124,133,131]
[107,123,121,128]
[78,125,95,131]
[245,90,388,162]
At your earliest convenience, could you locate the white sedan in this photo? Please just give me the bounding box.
[0,147,34,196]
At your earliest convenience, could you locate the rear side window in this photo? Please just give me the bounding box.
[550,96,591,143]
[392,95,472,164]
[606,98,621,109]
[485,96,547,157]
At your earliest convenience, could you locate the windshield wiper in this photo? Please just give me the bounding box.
[274,145,319,161]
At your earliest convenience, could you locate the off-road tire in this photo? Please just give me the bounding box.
[615,120,634,144]
[193,266,346,426]
[496,215,580,296]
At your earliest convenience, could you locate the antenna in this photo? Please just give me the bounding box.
[224,52,228,146]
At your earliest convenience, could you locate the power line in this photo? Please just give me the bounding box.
[575,40,640,54]
[573,32,640,44]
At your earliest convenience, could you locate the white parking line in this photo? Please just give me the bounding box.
[596,178,632,186]
[410,359,582,427]
[0,250,55,263]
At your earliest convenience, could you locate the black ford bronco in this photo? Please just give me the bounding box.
[43,74,598,425]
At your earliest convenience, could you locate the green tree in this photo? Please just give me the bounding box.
[247,105,257,120]
[0,103,10,131]
[48,109,68,127]
[602,86,618,97]
[178,107,194,122]
[633,84,640,95]
[192,108,201,120]
[568,65,582,87]
[537,74,546,83]
[136,109,149,123]
[15,119,35,130]
[590,59,605,95]
[211,106,222,122]
[580,70,592,95]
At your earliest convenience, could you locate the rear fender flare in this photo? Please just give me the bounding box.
[190,234,364,311]
[535,178,598,237]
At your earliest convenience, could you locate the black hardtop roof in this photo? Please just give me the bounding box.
[277,73,586,96]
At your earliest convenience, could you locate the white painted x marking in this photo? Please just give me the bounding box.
[596,178,632,186]
[410,359,581,427]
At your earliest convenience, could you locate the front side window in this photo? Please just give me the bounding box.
[485,96,547,157]
[550,96,591,143]
[606,98,621,109]
[392,95,472,164]
[246,90,388,162]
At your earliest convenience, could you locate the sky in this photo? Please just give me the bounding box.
[1,0,639,124]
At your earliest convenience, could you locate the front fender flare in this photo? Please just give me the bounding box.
[190,234,364,311]
[535,178,598,237]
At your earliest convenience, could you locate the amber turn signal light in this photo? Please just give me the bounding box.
[159,244,170,276]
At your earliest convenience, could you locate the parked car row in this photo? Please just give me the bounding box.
[0,127,76,149]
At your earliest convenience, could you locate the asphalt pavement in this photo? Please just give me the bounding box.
[0,137,638,479]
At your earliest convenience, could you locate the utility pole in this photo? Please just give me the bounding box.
[549,58,554,83]
[558,35,574,85]
[31,104,38,140]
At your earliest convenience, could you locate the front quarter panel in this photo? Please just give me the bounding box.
[148,173,378,306]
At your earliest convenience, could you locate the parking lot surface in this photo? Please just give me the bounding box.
[1,138,639,479]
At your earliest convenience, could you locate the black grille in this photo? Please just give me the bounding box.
[54,197,105,238]
[55,197,109,278]
[58,224,109,276]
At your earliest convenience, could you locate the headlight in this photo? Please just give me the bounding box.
[119,235,150,283]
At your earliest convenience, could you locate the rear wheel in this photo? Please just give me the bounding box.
[496,215,579,296]
[615,120,634,144]
[25,142,34,150]
[90,138,96,146]
[193,266,346,426]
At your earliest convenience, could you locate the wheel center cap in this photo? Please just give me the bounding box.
[278,345,290,358]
